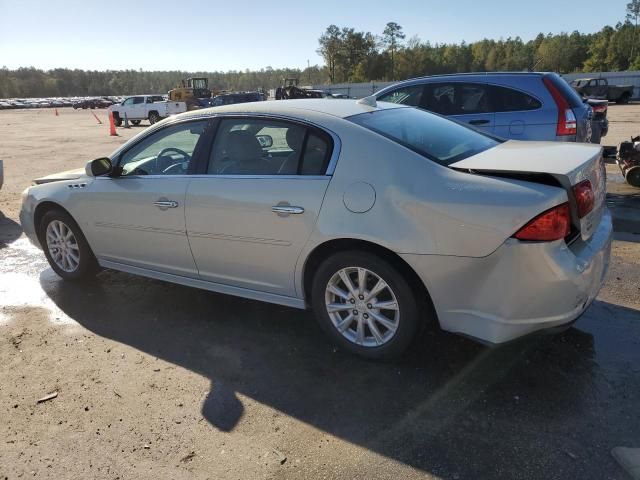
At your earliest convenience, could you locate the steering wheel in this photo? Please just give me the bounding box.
[156,147,191,174]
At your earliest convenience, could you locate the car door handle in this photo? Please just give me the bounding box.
[154,200,179,209]
[469,119,490,125]
[272,205,304,215]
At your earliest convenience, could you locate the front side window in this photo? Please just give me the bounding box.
[122,97,134,106]
[378,84,424,107]
[207,118,331,175]
[348,107,499,166]
[132,96,144,105]
[117,121,208,176]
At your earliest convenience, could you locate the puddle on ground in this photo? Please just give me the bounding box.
[0,237,76,325]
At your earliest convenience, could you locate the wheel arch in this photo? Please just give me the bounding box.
[301,238,438,323]
[34,201,76,240]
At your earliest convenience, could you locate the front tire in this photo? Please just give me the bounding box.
[311,251,422,360]
[39,209,98,281]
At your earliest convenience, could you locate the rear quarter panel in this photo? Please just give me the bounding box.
[490,75,558,141]
[299,119,568,262]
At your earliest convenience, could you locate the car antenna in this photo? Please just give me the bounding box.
[529,56,543,72]
[357,95,377,107]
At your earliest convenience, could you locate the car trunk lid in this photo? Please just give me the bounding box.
[450,140,606,241]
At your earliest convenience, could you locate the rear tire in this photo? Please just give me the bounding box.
[148,111,161,125]
[311,250,422,360]
[39,209,98,281]
[617,93,630,104]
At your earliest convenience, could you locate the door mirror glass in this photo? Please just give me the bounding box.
[256,134,273,148]
[89,157,113,176]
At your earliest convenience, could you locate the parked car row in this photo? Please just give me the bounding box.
[0,96,125,110]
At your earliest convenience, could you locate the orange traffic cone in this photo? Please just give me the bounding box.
[54,108,59,116]
[109,111,118,136]
[91,111,103,124]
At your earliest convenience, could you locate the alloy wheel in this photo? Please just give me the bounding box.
[45,220,80,273]
[324,267,400,347]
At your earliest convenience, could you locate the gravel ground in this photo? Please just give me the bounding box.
[0,105,639,480]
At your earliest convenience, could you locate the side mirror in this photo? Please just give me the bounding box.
[85,157,113,177]
[256,134,273,148]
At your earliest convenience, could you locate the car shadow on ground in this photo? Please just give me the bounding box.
[0,212,23,248]
[40,269,640,479]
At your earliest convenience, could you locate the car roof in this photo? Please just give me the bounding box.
[180,98,404,120]
[396,71,549,80]
[374,71,557,96]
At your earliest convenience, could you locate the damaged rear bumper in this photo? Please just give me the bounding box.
[401,209,612,344]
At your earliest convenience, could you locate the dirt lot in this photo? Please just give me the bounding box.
[1,106,639,480]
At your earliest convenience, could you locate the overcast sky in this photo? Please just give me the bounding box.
[0,0,630,71]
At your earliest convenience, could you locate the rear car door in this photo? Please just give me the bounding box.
[185,116,334,298]
[421,82,495,133]
[490,84,547,140]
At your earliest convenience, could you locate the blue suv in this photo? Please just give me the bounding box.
[374,72,593,143]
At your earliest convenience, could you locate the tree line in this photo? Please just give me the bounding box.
[318,1,640,82]
[0,66,326,99]
[1,1,639,98]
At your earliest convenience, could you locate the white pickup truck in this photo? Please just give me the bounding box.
[109,95,187,126]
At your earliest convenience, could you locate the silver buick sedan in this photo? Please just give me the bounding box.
[20,98,612,359]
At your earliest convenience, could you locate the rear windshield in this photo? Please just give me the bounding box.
[348,106,500,165]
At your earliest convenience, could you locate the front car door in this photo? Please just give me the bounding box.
[129,96,146,119]
[185,116,335,300]
[78,119,212,277]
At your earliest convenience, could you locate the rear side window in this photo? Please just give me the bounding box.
[490,85,542,112]
[421,83,491,115]
[300,131,330,175]
[543,74,583,108]
[348,107,499,166]
[378,84,424,107]
[207,118,331,176]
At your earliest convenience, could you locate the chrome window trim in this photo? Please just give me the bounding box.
[94,174,330,181]
[108,112,342,176]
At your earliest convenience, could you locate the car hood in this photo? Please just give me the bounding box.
[33,168,87,185]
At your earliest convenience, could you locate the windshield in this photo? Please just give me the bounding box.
[348,106,500,165]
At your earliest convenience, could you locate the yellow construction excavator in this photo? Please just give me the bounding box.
[168,77,213,110]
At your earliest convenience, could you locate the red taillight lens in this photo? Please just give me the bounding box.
[513,203,571,241]
[543,77,577,136]
[572,179,594,218]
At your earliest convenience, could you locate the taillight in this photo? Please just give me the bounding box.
[591,104,607,114]
[513,203,571,241]
[543,77,577,136]
[572,180,594,218]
